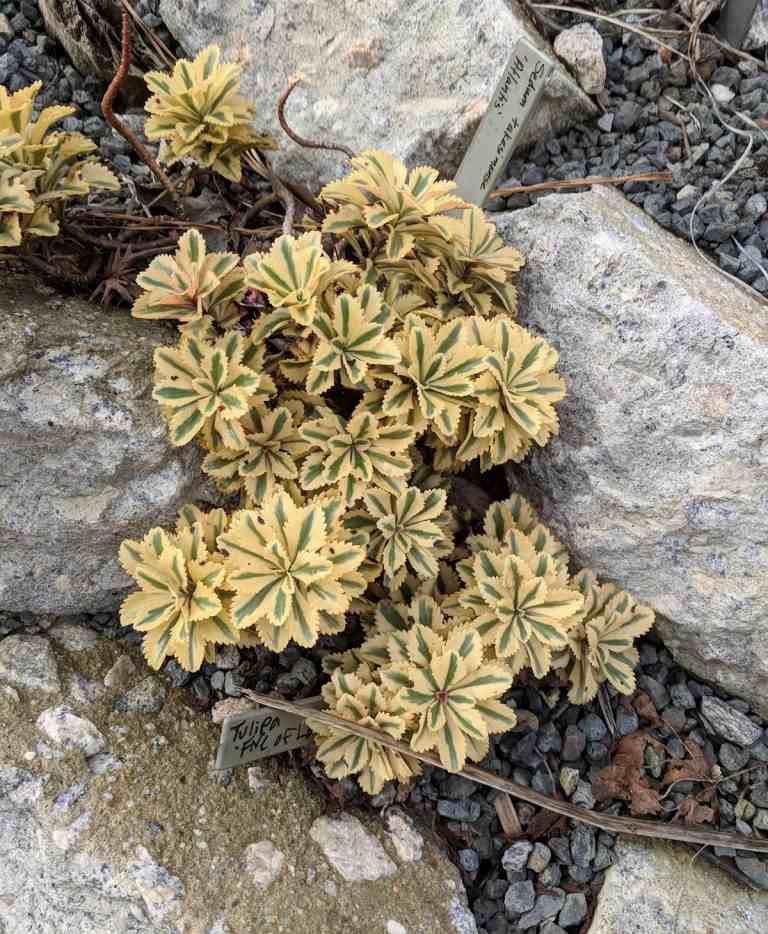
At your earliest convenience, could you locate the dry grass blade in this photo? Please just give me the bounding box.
[491,171,672,199]
[495,793,524,838]
[243,690,768,855]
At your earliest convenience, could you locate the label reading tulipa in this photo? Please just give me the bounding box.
[453,38,554,207]
[214,696,322,769]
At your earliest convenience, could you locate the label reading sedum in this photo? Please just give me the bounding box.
[215,697,321,770]
[453,38,554,207]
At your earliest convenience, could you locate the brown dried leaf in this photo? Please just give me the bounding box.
[677,796,716,826]
[662,739,712,785]
[593,731,662,816]
[633,691,660,723]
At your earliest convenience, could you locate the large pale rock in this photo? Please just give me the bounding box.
[0,636,475,933]
[588,837,768,932]
[0,275,209,615]
[496,186,768,715]
[158,0,596,188]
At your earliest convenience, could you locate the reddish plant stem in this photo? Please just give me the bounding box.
[101,10,181,209]
[277,79,356,160]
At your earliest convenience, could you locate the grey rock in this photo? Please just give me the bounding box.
[242,841,284,888]
[103,654,137,691]
[528,842,552,872]
[541,925,568,934]
[441,775,478,799]
[559,892,588,927]
[496,188,768,717]
[158,0,595,189]
[384,808,424,863]
[562,725,586,760]
[560,766,580,797]
[638,675,669,710]
[113,676,167,714]
[581,713,608,741]
[214,645,240,670]
[669,682,695,709]
[701,696,762,746]
[553,23,606,95]
[0,275,209,614]
[616,705,640,736]
[0,634,60,693]
[458,849,480,873]
[518,889,566,927]
[48,622,99,652]
[541,863,562,887]
[571,824,596,867]
[310,814,396,881]
[572,780,595,810]
[36,704,106,757]
[719,742,750,772]
[735,856,768,889]
[593,843,615,871]
[437,799,481,822]
[753,810,768,831]
[502,840,533,872]
[613,100,641,132]
[751,783,768,808]
[592,839,768,931]
[549,836,572,864]
[504,879,535,916]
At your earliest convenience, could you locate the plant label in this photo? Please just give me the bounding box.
[215,696,323,769]
[453,37,554,206]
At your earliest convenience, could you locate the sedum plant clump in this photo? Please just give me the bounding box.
[143,45,277,183]
[119,145,654,793]
[0,81,119,247]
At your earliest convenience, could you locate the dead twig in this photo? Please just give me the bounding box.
[277,77,356,160]
[102,11,181,210]
[490,171,672,199]
[243,691,768,856]
[120,0,176,69]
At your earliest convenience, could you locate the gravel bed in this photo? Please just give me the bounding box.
[6,603,768,932]
[499,30,768,294]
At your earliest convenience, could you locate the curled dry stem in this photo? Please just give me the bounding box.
[102,10,182,210]
[277,77,356,160]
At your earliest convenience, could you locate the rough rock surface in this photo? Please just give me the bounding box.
[553,23,606,95]
[0,274,209,615]
[497,187,768,716]
[589,837,768,932]
[0,626,475,933]
[158,0,595,187]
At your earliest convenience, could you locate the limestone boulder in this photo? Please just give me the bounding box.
[0,274,209,615]
[158,0,596,188]
[0,626,475,933]
[588,837,768,932]
[495,187,768,715]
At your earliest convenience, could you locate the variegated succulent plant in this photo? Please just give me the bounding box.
[118,145,652,800]
[118,509,237,671]
[552,569,655,704]
[132,229,246,327]
[309,669,421,794]
[0,81,119,247]
[218,491,367,651]
[144,45,276,182]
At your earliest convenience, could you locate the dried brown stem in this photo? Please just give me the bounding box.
[243,690,768,856]
[277,78,356,160]
[102,10,181,209]
[491,171,672,198]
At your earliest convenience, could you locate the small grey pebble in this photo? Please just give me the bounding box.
[527,842,551,873]
[571,824,596,867]
[581,713,608,741]
[458,848,480,873]
[559,892,588,927]
[616,706,639,736]
[501,840,532,873]
[504,879,535,916]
